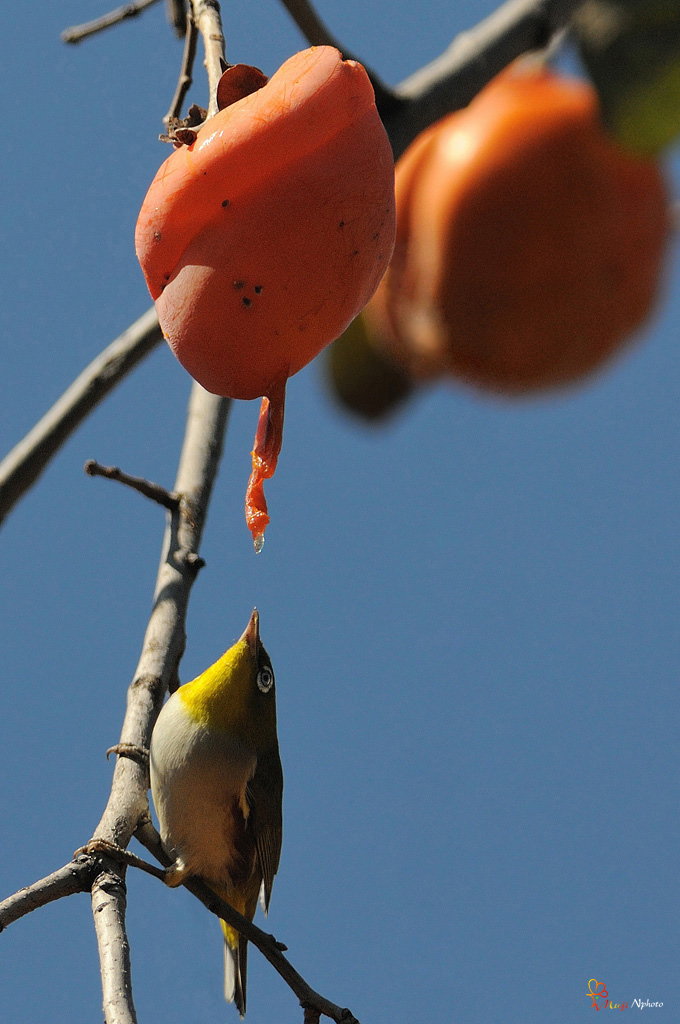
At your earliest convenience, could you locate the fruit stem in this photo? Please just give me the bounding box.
[245,379,286,551]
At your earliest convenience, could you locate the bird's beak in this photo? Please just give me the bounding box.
[241,607,260,656]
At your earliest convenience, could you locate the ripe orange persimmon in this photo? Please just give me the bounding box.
[136,46,395,548]
[331,61,669,414]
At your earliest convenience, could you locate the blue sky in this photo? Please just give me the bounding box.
[1,1,678,1022]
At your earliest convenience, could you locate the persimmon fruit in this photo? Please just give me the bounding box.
[329,61,669,416]
[136,46,396,548]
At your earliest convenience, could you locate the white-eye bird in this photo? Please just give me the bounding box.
[149,609,283,1017]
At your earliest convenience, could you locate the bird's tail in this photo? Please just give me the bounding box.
[222,918,248,1017]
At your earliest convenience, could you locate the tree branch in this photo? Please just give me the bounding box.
[164,10,199,124]
[80,382,229,1023]
[183,876,361,1024]
[84,460,181,511]
[165,0,187,37]
[92,864,138,1024]
[0,861,96,931]
[87,384,230,855]
[62,0,162,44]
[0,306,163,529]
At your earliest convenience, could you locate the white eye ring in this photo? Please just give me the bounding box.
[257,666,274,693]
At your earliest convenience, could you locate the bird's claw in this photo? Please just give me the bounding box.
[73,837,128,862]
[106,743,150,764]
[164,857,190,888]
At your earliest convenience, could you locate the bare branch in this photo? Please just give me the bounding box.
[184,876,361,1023]
[77,384,228,1023]
[164,11,199,124]
[91,864,137,1024]
[84,460,181,511]
[0,306,163,529]
[87,383,230,858]
[165,0,187,36]
[62,0,162,44]
[75,386,228,1022]
[0,861,95,931]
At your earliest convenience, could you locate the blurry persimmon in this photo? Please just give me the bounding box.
[328,61,670,419]
[136,46,395,548]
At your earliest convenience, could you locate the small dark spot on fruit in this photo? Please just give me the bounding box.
[233,280,245,289]
[254,285,263,294]
[164,273,170,281]
[221,199,230,207]
[154,231,162,241]
[339,220,345,228]
[242,296,252,307]
[352,249,359,257]
[372,232,379,241]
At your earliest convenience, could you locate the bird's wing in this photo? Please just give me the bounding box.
[246,745,283,913]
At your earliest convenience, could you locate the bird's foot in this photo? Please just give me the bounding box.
[164,857,190,888]
[73,838,166,881]
[106,743,150,765]
[73,837,128,861]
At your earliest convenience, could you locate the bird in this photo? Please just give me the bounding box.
[149,608,283,1016]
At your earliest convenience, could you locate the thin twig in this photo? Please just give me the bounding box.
[0,861,96,931]
[0,306,163,529]
[84,459,181,511]
[277,0,400,115]
[165,0,187,36]
[62,0,162,44]
[183,876,361,1024]
[164,10,199,124]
